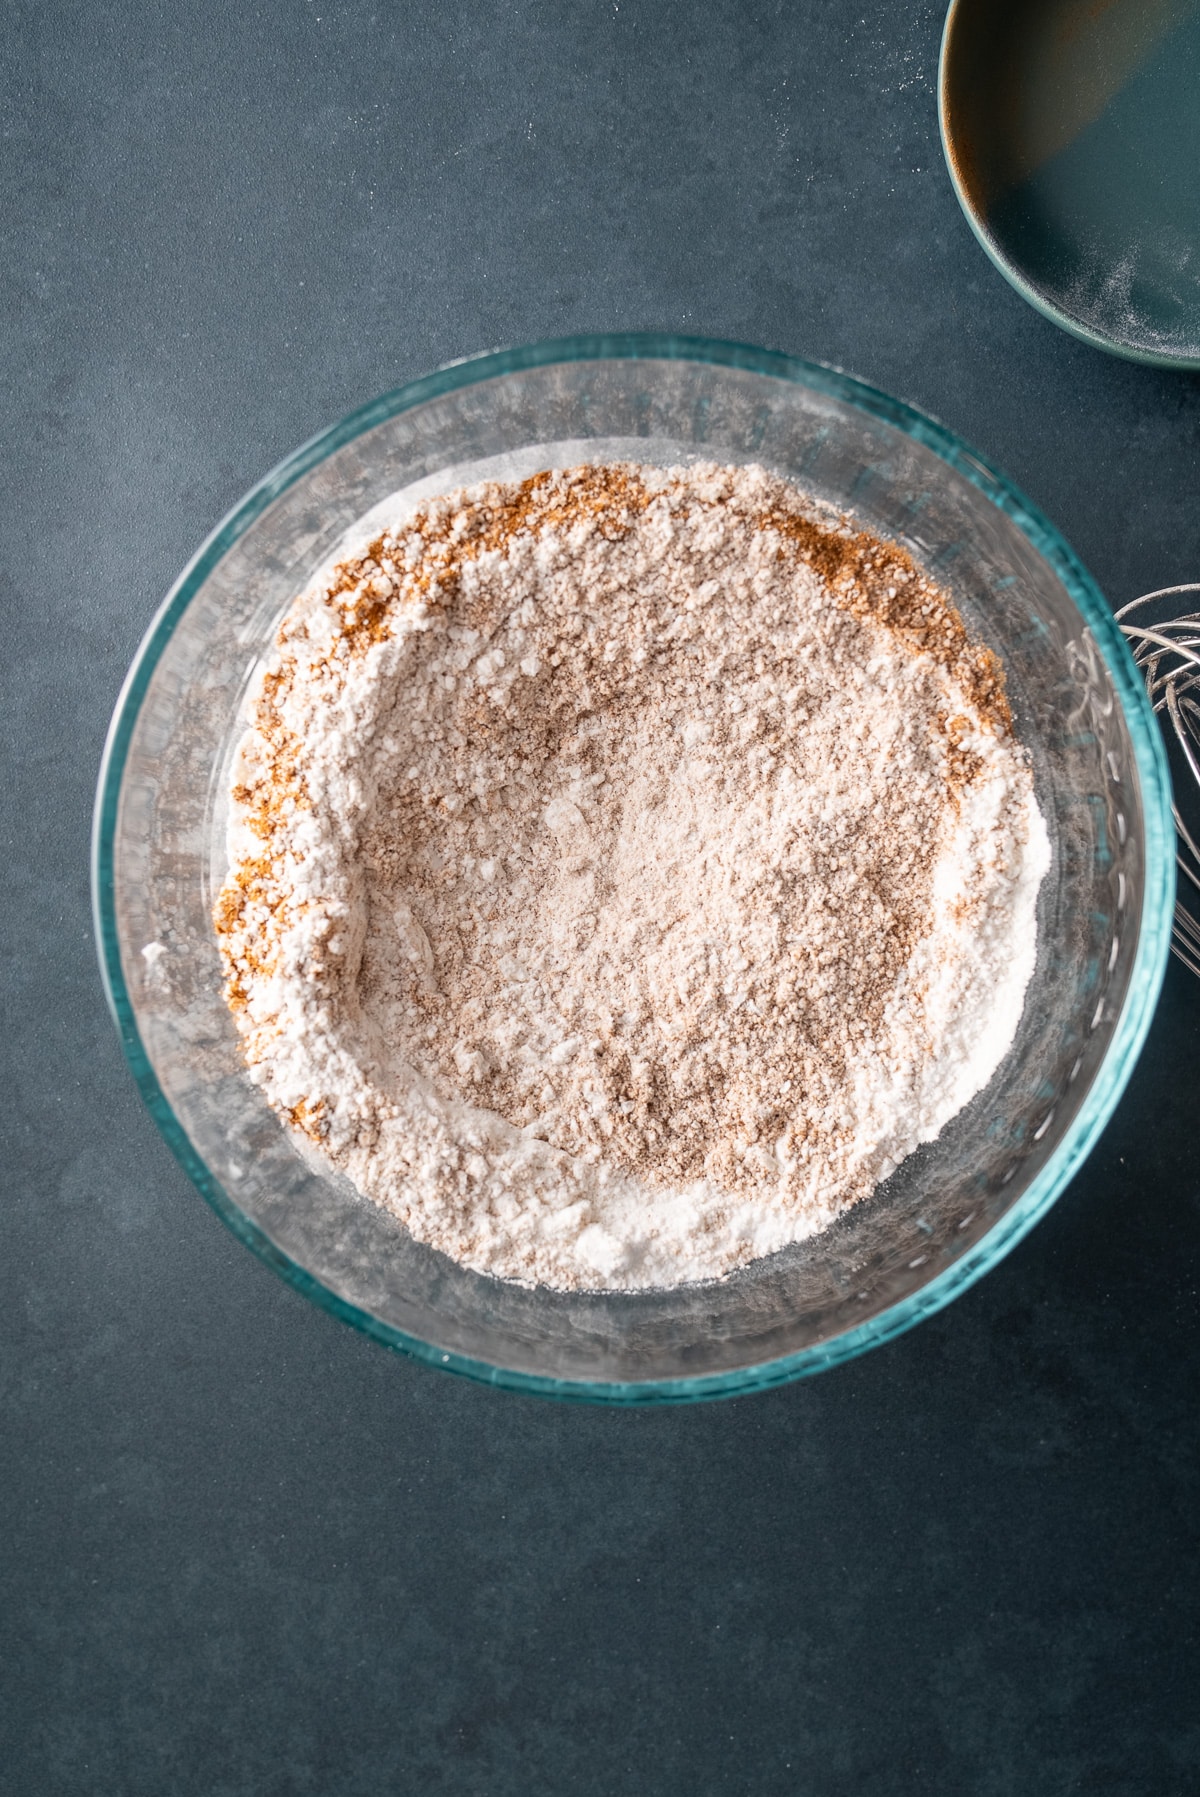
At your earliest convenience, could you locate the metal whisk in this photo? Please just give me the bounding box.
[1117,583,1200,978]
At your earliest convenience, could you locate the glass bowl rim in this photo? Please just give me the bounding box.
[91,332,1175,1403]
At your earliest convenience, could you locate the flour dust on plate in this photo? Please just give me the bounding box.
[940,0,1200,365]
[214,460,1049,1291]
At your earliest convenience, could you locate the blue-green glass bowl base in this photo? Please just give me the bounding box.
[92,337,1174,1401]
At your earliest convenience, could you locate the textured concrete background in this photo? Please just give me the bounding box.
[3,2,1199,1791]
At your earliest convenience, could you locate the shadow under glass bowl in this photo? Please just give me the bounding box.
[92,335,1174,1402]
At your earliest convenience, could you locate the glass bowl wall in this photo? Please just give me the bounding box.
[93,337,1173,1401]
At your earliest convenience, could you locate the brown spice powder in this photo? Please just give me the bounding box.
[211,461,1044,1289]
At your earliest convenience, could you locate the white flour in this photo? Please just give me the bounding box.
[215,461,1049,1290]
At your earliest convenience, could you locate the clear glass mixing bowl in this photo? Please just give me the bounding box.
[92,336,1174,1401]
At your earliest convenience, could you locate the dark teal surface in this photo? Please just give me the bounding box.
[4,1,1200,1790]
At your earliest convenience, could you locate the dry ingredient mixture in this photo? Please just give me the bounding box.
[215,461,1050,1290]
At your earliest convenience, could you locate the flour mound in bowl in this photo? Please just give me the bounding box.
[215,461,1050,1291]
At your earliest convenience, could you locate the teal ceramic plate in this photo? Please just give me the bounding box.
[940,0,1200,366]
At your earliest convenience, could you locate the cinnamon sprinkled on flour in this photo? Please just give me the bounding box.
[215,462,1048,1290]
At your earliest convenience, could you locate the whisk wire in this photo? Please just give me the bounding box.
[1118,584,1200,979]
